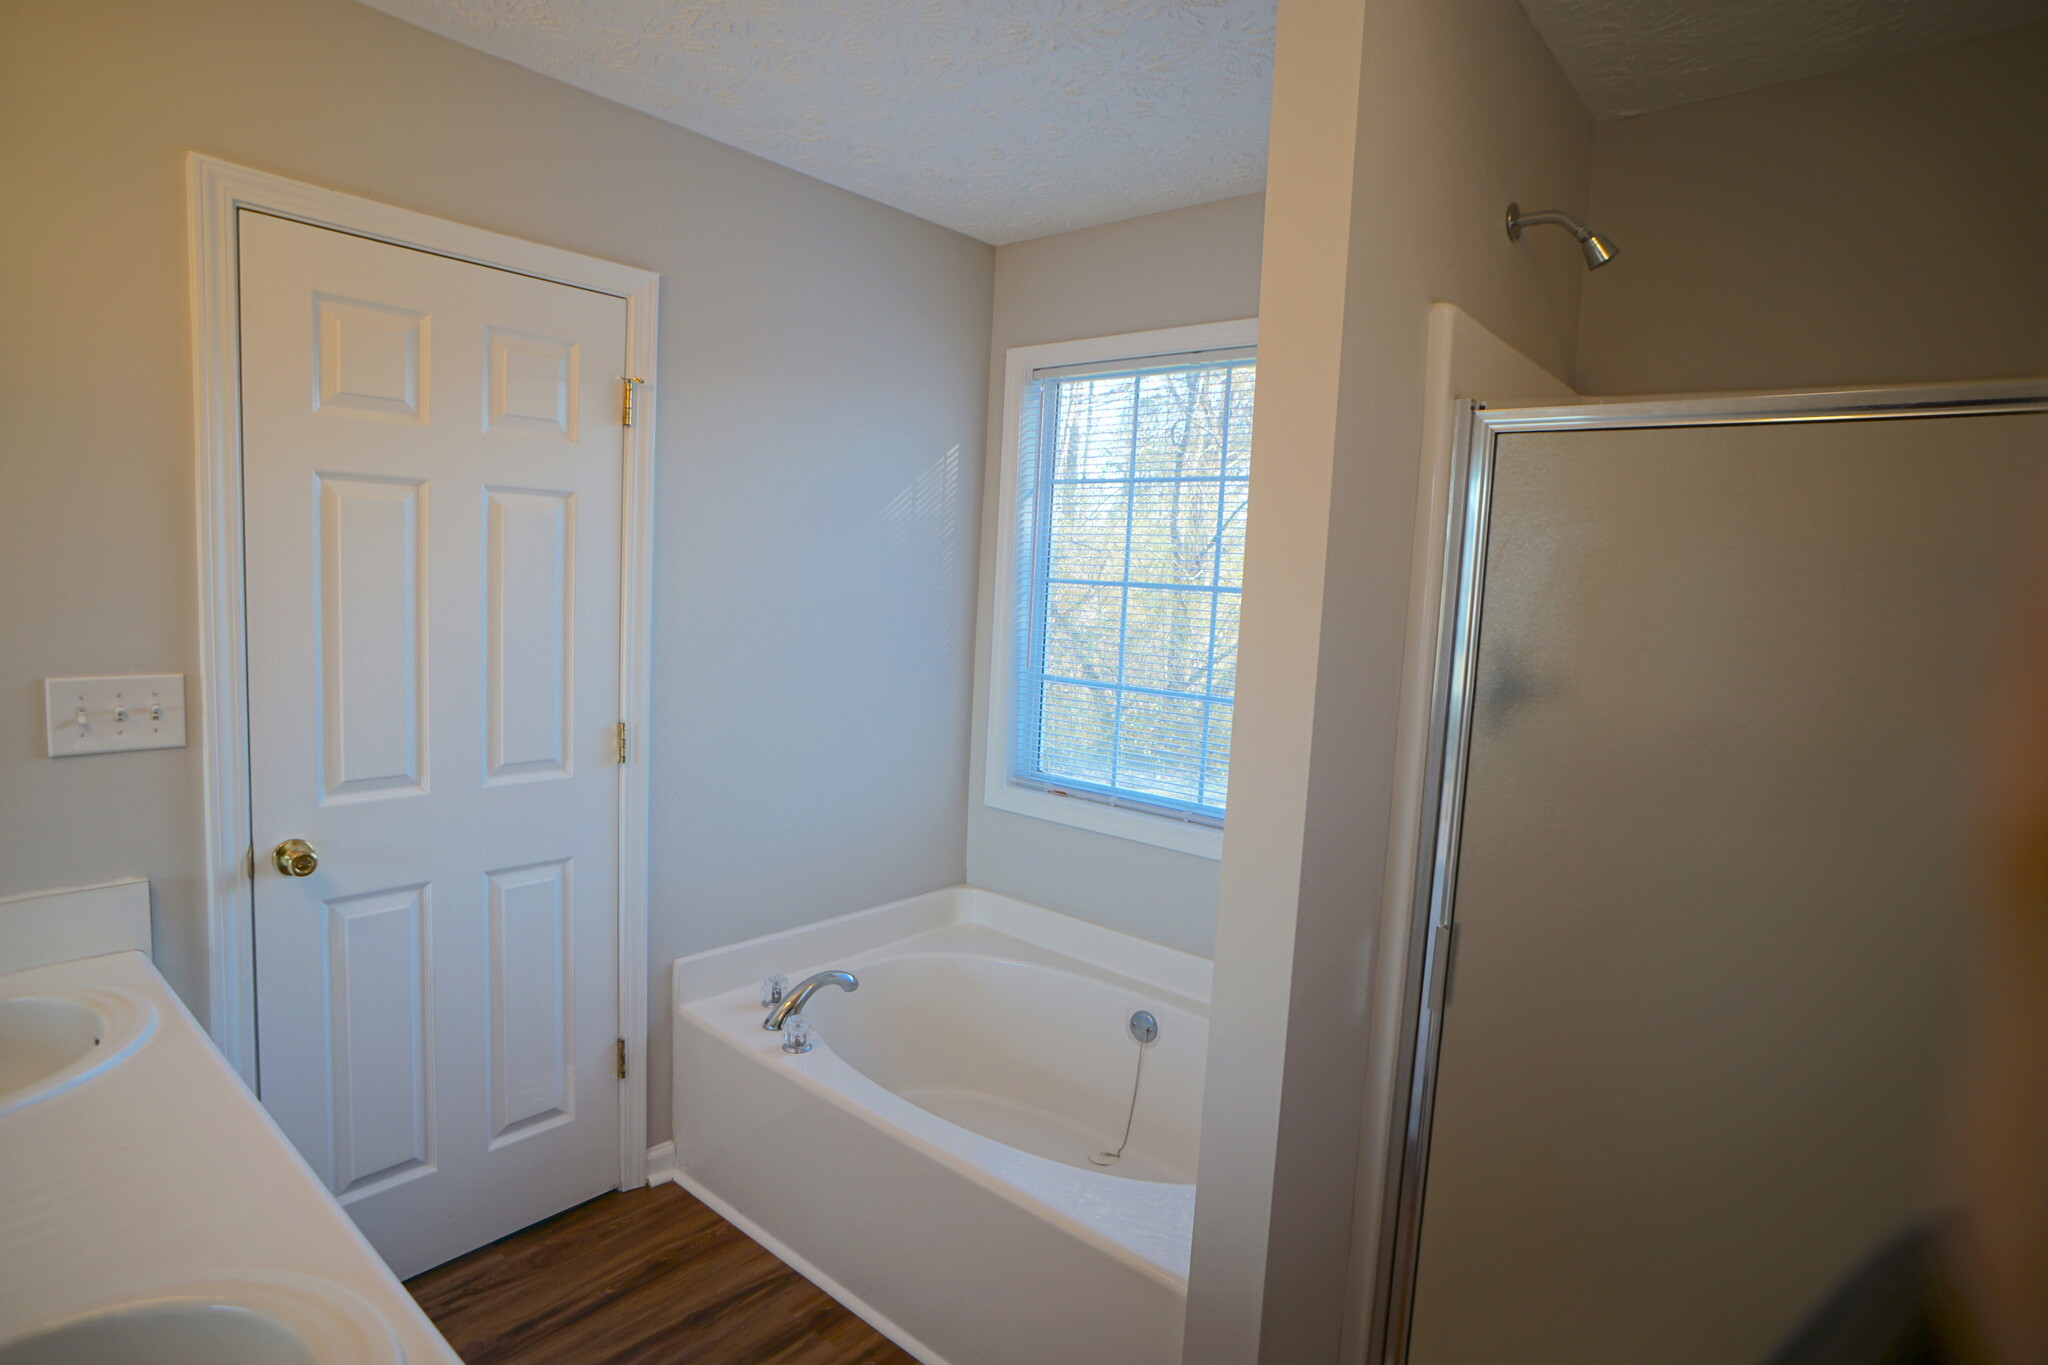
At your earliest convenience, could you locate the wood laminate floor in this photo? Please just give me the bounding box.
[407,1183,918,1365]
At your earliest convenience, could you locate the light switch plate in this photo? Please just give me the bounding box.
[45,675,187,757]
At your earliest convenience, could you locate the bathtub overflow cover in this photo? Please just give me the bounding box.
[1129,1010,1159,1045]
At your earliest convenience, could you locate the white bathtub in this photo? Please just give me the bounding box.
[670,886,1209,1365]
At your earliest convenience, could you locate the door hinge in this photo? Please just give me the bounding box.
[616,1037,629,1080]
[616,721,629,763]
[619,376,644,427]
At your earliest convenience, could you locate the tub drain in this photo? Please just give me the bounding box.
[1090,1011,1158,1167]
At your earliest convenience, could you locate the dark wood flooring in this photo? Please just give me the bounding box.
[407,1183,918,1365]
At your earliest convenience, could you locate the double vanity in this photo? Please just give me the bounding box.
[0,882,456,1363]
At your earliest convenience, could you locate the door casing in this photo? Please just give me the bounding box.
[187,153,659,1189]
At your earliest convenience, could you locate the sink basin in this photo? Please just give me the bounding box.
[0,1275,402,1365]
[0,1302,317,1365]
[0,986,156,1118]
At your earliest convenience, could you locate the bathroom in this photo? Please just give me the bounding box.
[2,0,2045,1362]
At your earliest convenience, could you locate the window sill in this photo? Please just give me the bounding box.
[983,779,1224,859]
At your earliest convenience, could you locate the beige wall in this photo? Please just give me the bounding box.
[1576,23,2048,395]
[1166,17,2048,1363]
[1186,0,1591,1357]
[1194,22,2048,1360]
[0,0,991,1146]
[967,194,1266,958]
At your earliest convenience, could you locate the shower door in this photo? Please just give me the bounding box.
[1383,388,2048,1365]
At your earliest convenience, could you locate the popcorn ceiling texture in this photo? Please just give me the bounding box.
[1518,0,2048,118]
[351,0,2042,240]
[352,0,1273,243]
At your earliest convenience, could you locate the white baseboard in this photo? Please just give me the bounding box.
[655,1161,954,1365]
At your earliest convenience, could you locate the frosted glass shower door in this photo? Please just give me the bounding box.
[1403,410,2048,1365]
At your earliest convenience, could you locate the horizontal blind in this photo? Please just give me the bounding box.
[1011,354,1255,825]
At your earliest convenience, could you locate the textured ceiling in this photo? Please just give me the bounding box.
[1519,0,2048,118]
[353,0,1274,244]
[355,0,2044,243]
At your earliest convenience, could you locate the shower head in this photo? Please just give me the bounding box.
[1506,203,1618,270]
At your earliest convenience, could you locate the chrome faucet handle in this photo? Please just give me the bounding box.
[780,1014,815,1054]
[760,974,790,1008]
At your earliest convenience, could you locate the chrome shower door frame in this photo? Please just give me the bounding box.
[1369,379,2048,1365]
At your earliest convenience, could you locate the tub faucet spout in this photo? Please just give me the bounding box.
[764,970,857,1030]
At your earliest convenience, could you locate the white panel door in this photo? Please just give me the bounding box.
[239,211,626,1278]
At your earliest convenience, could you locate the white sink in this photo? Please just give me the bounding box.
[0,986,155,1118]
[0,1302,316,1365]
[0,1275,402,1365]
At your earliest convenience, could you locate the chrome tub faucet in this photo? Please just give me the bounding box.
[762,970,858,1030]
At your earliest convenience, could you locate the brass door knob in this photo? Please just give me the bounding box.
[273,839,319,877]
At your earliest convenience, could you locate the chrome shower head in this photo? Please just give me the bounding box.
[1506,203,1618,270]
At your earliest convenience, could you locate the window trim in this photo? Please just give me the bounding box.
[982,319,1258,859]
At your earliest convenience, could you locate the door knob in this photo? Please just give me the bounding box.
[273,839,319,877]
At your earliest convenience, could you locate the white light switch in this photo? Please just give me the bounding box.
[45,675,187,757]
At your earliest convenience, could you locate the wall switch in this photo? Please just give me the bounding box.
[45,675,187,757]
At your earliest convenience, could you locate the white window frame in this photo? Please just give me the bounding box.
[982,318,1258,859]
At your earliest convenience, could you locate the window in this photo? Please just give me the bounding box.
[985,321,1256,857]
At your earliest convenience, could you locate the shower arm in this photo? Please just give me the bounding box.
[1505,202,1618,269]
[1505,205,1593,243]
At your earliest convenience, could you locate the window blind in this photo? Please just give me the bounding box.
[1011,352,1255,826]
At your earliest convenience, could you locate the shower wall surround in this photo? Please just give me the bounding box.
[1576,21,2048,394]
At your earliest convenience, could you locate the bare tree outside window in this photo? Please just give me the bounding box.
[1014,356,1254,822]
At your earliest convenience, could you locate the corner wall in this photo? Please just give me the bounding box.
[1185,0,1591,1357]
[0,0,992,1146]
[966,195,1266,958]
[1576,22,2048,395]
[1193,15,2048,1364]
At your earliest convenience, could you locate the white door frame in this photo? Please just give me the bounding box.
[186,153,658,1188]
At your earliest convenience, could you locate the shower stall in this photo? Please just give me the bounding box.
[1375,384,2048,1365]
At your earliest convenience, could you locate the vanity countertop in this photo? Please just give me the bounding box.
[0,949,460,1362]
